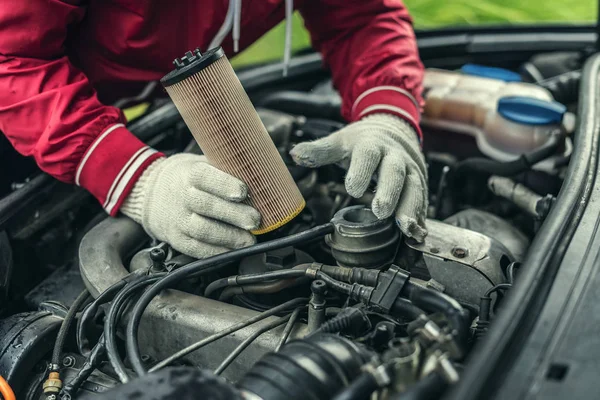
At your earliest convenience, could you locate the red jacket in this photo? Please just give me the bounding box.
[0,0,424,215]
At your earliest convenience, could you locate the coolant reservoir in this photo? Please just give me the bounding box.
[423,69,567,163]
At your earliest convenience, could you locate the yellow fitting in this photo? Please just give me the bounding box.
[42,372,62,394]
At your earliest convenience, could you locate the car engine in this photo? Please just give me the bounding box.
[0,49,580,400]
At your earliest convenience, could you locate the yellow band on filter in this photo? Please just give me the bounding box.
[251,200,306,235]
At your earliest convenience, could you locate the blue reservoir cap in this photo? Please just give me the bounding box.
[498,96,566,125]
[461,64,522,82]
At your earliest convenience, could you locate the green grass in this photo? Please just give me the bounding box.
[408,0,595,27]
[231,0,596,68]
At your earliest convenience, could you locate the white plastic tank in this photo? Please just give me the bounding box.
[422,68,569,165]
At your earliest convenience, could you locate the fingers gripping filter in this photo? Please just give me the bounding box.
[161,48,305,234]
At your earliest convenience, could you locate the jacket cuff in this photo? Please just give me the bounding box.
[351,86,422,142]
[75,123,164,216]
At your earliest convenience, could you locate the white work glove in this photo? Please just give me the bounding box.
[290,113,428,241]
[121,154,261,258]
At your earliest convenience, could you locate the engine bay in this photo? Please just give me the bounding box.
[0,47,584,400]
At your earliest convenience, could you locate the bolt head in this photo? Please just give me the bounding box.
[452,247,468,258]
[62,355,76,368]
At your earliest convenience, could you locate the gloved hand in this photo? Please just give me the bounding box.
[121,154,261,258]
[290,113,428,241]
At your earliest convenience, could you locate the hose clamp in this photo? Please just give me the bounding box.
[305,263,324,279]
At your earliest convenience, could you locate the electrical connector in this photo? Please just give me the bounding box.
[369,265,410,313]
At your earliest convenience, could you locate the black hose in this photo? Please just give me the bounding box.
[214,315,290,375]
[506,262,520,284]
[401,283,469,348]
[453,130,562,179]
[275,306,305,351]
[319,265,380,287]
[126,223,333,377]
[309,307,370,337]
[77,280,129,356]
[239,334,371,400]
[77,270,150,356]
[61,336,106,397]
[215,264,369,301]
[218,277,305,301]
[477,283,513,330]
[333,371,381,400]
[105,274,165,383]
[147,297,308,374]
[52,290,91,367]
[388,372,447,400]
[204,268,308,298]
[391,297,426,321]
[314,271,355,294]
[484,283,512,298]
[538,70,581,104]
[258,91,343,121]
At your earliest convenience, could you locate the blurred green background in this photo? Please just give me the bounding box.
[231,0,597,68]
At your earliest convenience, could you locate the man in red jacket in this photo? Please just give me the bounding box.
[0,0,426,259]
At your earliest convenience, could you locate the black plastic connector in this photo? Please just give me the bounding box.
[369,265,410,313]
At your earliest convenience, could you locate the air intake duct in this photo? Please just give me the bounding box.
[161,47,305,234]
[239,334,372,400]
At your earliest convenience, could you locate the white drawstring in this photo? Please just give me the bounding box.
[233,0,242,53]
[208,0,293,77]
[283,0,293,77]
[208,0,235,49]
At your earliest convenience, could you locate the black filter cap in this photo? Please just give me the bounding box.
[161,47,225,87]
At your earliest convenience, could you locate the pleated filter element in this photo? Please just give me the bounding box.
[161,47,305,234]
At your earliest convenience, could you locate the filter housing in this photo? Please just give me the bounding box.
[161,48,305,234]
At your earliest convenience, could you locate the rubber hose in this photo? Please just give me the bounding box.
[275,306,306,351]
[538,70,581,104]
[314,271,355,295]
[309,307,370,337]
[218,277,305,302]
[204,266,310,298]
[61,337,106,397]
[77,280,128,356]
[239,334,370,400]
[0,376,15,400]
[332,372,380,400]
[214,315,290,375]
[105,275,165,383]
[83,367,243,400]
[453,130,562,178]
[258,91,343,121]
[388,372,447,400]
[402,283,469,347]
[52,290,91,366]
[391,297,426,321]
